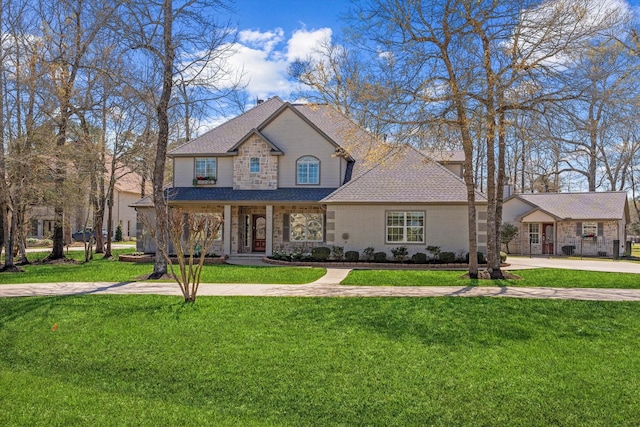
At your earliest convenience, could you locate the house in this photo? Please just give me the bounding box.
[29,159,147,242]
[134,97,488,258]
[502,192,630,257]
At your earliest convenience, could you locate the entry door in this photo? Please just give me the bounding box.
[252,215,266,252]
[542,223,554,255]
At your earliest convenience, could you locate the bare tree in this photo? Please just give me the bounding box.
[116,0,238,279]
[142,208,222,302]
[329,0,628,278]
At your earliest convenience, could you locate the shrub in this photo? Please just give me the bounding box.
[465,252,486,264]
[426,245,441,260]
[345,251,359,262]
[561,245,576,256]
[311,247,331,261]
[391,246,408,262]
[412,252,427,264]
[362,247,375,261]
[331,245,345,260]
[598,251,607,257]
[373,251,387,263]
[500,251,507,262]
[439,252,456,263]
[115,224,123,242]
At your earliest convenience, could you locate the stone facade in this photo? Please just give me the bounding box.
[233,136,278,190]
[512,220,622,256]
[273,205,326,254]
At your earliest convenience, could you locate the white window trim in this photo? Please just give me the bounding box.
[528,223,540,244]
[385,211,425,244]
[296,156,320,185]
[250,157,260,173]
[195,157,217,179]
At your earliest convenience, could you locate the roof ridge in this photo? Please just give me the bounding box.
[169,97,284,154]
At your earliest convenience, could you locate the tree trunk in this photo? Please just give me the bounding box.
[149,0,174,279]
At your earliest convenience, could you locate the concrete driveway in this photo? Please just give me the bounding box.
[506,256,640,273]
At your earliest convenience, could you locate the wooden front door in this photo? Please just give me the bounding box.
[252,215,266,252]
[542,223,554,255]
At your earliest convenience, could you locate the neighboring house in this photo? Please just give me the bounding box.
[134,97,488,258]
[29,159,147,242]
[502,192,630,257]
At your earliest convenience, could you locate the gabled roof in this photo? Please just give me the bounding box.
[169,97,286,156]
[509,192,629,221]
[322,145,486,204]
[167,98,380,168]
[227,129,284,155]
[423,149,465,164]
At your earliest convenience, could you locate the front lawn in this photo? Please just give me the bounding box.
[1,296,639,426]
[0,249,325,284]
[342,268,640,288]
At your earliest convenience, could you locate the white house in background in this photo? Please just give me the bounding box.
[502,192,630,257]
[29,159,147,242]
[134,97,488,258]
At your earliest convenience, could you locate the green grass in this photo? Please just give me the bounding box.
[342,268,640,288]
[0,249,325,285]
[1,296,639,426]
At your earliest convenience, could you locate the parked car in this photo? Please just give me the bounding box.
[71,229,107,243]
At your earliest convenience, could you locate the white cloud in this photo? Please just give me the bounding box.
[286,28,332,62]
[227,27,333,101]
[238,28,285,54]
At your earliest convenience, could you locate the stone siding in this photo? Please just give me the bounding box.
[233,136,278,190]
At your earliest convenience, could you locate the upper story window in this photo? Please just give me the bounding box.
[195,158,217,179]
[250,157,260,173]
[297,156,319,185]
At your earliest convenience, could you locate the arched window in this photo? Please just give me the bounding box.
[296,156,320,184]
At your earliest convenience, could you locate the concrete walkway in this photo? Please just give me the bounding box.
[1,278,640,301]
[2,257,640,301]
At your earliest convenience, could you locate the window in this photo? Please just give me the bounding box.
[250,157,260,173]
[195,158,216,179]
[386,211,424,243]
[528,223,539,244]
[297,156,319,184]
[582,221,597,237]
[290,213,323,242]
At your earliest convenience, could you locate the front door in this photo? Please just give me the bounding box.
[542,223,554,255]
[252,215,266,252]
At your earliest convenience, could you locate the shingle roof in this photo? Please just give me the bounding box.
[322,145,486,204]
[169,97,286,156]
[425,149,465,163]
[513,192,629,220]
[167,98,383,175]
[165,187,337,203]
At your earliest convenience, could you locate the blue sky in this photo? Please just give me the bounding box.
[226,0,640,104]
[226,0,352,102]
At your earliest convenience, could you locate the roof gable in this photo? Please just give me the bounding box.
[322,145,486,204]
[169,97,286,156]
[227,129,284,155]
[511,192,629,221]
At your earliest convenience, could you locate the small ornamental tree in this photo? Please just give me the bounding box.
[143,208,222,302]
[115,224,123,242]
[500,223,519,254]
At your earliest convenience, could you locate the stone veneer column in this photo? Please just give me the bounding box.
[223,205,232,255]
[266,205,273,256]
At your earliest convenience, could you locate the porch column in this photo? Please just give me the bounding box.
[266,205,273,256]
[223,205,232,256]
